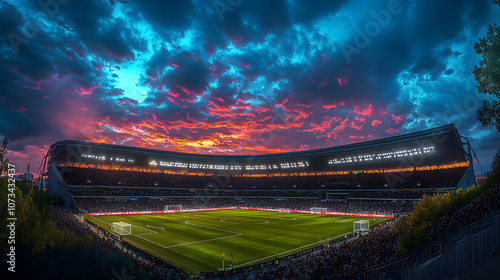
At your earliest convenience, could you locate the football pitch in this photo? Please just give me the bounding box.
[86,210,388,274]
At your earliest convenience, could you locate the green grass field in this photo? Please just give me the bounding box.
[86,210,388,274]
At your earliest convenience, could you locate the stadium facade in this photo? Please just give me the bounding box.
[42,124,476,207]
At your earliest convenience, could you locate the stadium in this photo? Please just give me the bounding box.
[35,124,499,278]
[3,1,500,279]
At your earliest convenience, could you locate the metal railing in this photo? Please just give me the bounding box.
[364,210,500,280]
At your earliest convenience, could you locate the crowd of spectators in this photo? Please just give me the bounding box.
[53,164,498,279]
[429,185,500,241]
[254,226,397,280]
[253,184,500,280]
[50,207,187,279]
[63,166,463,220]
[74,197,416,215]
[344,190,437,200]
[59,181,500,280]
[70,185,437,200]
[69,187,321,198]
[60,166,466,190]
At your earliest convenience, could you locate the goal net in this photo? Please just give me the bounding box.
[279,208,290,213]
[111,221,132,236]
[310,207,327,212]
[353,220,370,232]
[165,205,183,211]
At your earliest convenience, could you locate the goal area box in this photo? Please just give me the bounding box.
[111,221,132,236]
[353,220,369,232]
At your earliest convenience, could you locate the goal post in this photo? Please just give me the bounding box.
[353,220,370,232]
[165,205,183,211]
[111,221,132,236]
[278,208,290,213]
[310,207,327,212]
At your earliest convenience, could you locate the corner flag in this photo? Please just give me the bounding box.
[221,252,225,259]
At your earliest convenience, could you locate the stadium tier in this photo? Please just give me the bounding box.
[42,124,475,210]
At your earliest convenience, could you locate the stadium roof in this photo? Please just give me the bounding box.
[47,124,468,173]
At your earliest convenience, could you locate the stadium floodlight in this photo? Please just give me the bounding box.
[165,205,183,211]
[278,208,290,213]
[310,207,327,212]
[353,220,370,232]
[111,222,132,236]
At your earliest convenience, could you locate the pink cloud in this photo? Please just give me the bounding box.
[353,104,373,116]
[371,120,382,126]
[75,85,99,96]
[350,121,363,131]
[391,114,404,124]
[386,127,398,134]
[15,106,26,112]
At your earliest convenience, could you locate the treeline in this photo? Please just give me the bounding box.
[0,179,89,253]
[394,150,500,256]
[0,179,149,279]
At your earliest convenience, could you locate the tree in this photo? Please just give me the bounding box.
[473,0,500,132]
[0,138,9,176]
[492,149,500,175]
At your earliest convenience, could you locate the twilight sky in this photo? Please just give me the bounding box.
[1,0,499,175]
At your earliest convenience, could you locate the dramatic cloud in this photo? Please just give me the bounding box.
[1,0,499,174]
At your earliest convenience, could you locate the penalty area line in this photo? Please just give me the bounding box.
[334,219,354,223]
[233,232,354,268]
[147,225,165,230]
[92,217,158,234]
[92,217,243,249]
[134,221,243,249]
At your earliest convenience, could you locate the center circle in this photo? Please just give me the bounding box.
[220,218,269,224]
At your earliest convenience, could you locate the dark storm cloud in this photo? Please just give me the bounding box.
[129,0,194,28]
[288,0,350,23]
[1,0,499,174]
[58,0,137,62]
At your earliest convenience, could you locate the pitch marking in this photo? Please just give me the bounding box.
[147,225,165,230]
[220,218,269,224]
[136,220,243,249]
[233,231,355,268]
[94,217,157,234]
[277,217,296,220]
[91,217,242,249]
[335,219,354,223]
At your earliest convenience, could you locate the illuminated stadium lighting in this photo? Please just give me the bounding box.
[81,154,106,160]
[328,147,435,165]
[146,161,245,170]
[160,161,188,168]
[81,154,134,162]
[280,161,310,169]
[143,160,309,171]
